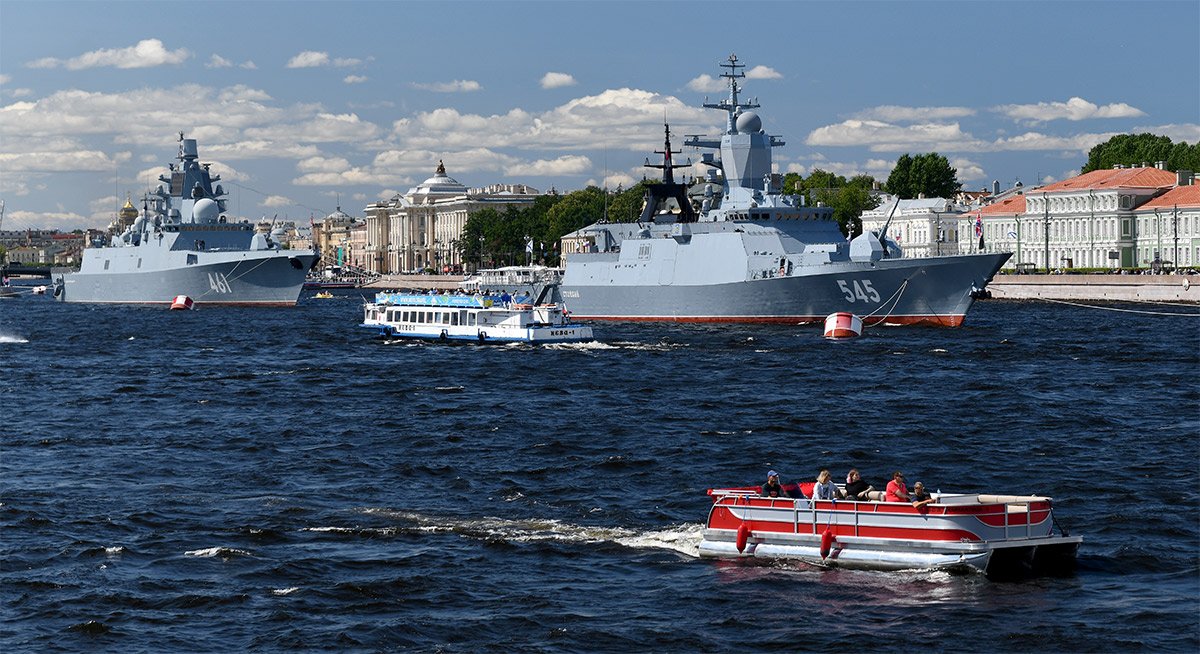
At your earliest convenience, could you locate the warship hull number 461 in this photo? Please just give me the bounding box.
[53,134,318,306]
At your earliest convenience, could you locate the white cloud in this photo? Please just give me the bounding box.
[245,112,380,143]
[506,155,592,176]
[0,149,121,172]
[600,172,636,189]
[5,209,90,231]
[332,57,362,67]
[949,157,986,182]
[1135,122,1200,143]
[541,72,577,89]
[207,54,256,70]
[27,39,190,70]
[686,74,724,93]
[995,97,1146,123]
[745,65,782,80]
[0,74,10,84]
[806,119,984,152]
[854,105,976,122]
[344,75,368,84]
[392,88,712,153]
[287,51,330,68]
[412,80,482,93]
[297,156,351,174]
[262,195,294,208]
[991,131,1122,152]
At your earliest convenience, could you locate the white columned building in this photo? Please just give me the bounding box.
[363,162,540,274]
[859,195,962,258]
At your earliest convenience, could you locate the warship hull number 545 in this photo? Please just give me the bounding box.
[560,56,1009,326]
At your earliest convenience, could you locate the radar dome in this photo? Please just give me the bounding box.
[192,198,219,223]
[735,111,762,133]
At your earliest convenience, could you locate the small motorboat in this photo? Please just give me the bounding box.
[698,481,1081,578]
[314,291,335,299]
[361,292,593,344]
[32,285,47,295]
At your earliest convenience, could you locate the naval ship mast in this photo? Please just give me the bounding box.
[684,54,789,222]
[638,123,696,223]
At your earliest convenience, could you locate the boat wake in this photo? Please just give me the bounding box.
[544,340,687,352]
[0,332,29,344]
[330,509,705,557]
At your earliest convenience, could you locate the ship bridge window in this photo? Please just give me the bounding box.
[187,254,198,265]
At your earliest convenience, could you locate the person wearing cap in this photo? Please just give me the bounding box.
[761,470,789,498]
[885,471,909,502]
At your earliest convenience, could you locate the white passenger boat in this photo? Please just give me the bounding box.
[699,482,1081,578]
[360,292,594,344]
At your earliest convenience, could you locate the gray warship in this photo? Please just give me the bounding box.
[560,55,1009,326]
[53,134,318,306]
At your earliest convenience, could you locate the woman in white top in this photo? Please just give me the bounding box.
[811,468,841,502]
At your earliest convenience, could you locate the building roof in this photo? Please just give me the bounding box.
[1038,167,1176,193]
[1139,184,1200,209]
[980,194,1026,216]
[408,160,468,198]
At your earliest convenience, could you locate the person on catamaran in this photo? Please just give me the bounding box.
[844,468,875,501]
[760,470,789,498]
[885,471,909,502]
[811,469,841,501]
[910,481,935,509]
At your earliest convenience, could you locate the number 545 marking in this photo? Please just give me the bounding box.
[837,279,880,303]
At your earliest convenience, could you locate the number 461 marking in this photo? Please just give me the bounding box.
[837,279,880,303]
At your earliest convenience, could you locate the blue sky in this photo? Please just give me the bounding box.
[2,0,1197,231]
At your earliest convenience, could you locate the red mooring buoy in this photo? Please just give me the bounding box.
[736,523,751,553]
[169,295,194,311]
[823,312,862,339]
[820,527,835,559]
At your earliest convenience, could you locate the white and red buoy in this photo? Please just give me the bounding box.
[169,295,194,310]
[823,312,862,339]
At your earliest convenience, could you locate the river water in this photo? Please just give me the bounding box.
[2,289,1198,652]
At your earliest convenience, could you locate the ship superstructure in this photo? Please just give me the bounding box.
[53,135,318,306]
[560,55,1009,326]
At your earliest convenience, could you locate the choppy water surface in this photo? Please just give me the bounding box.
[2,290,1198,652]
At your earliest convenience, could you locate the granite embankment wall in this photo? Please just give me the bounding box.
[364,274,463,291]
[989,274,1198,303]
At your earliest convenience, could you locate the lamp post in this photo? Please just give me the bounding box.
[1015,215,1022,271]
[1154,209,1163,272]
[1173,204,1180,271]
[934,210,941,256]
[1043,192,1050,274]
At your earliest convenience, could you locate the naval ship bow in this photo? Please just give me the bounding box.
[53,134,319,306]
[559,54,1009,326]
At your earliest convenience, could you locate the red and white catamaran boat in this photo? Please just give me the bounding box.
[699,482,1082,578]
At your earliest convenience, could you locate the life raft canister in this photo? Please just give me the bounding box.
[170,295,194,311]
[823,312,862,339]
[735,523,751,553]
